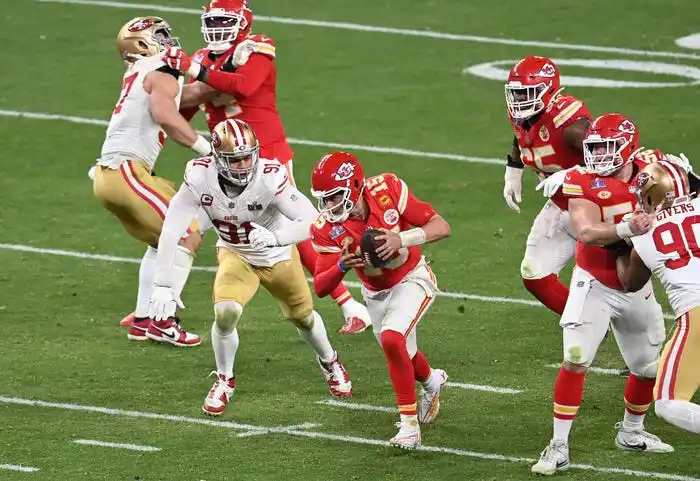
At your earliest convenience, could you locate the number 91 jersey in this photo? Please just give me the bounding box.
[183,157,292,266]
[632,196,700,317]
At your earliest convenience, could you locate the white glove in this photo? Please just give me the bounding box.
[147,285,184,322]
[503,166,524,213]
[536,168,570,198]
[232,39,257,67]
[248,222,278,249]
[665,153,693,173]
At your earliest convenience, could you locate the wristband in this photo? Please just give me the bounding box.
[337,260,348,273]
[615,222,634,239]
[399,228,427,248]
[190,135,211,156]
[187,61,202,80]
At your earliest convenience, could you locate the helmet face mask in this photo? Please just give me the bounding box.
[118,17,179,61]
[211,119,259,187]
[310,152,365,223]
[505,56,560,120]
[201,0,252,52]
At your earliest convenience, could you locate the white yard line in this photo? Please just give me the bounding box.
[446,381,522,394]
[317,399,397,413]
[0,464,40,473]
[37,0,700,61]
[235,422,320,438]
[545,363,623,376]
[0,109,501,166]
[0,242,676,320]
[1,395,697,480]
[72,439,161,452]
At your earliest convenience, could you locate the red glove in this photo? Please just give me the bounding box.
[162,47,201,78]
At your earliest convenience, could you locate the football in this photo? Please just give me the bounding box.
[360,228,388,268]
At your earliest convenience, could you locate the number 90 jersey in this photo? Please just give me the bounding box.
[183,157,292,267]
[561,155,657,289]
[310,173,437,292]
[510,93,591,210]
[632,196,700,317]
[99,55,180,170]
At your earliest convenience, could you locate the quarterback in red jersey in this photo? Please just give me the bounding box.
[160,0,370,333]
[503,56,592,316]
[309,152,451,450]
[531,113,673,475]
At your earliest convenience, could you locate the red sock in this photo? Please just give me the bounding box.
[624,374,655,420]
[553,367,585,421]
[298,239,351,306]
[381,330,417,416]
[523,274,569,315]
[411,351,432,383]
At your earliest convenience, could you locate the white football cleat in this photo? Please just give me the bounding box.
[531,439,570,475]
[418,369,448,424]
[146,317,201,347]
[615,422,674,453]
[339,299,371,334]
[202,372,236,416]
[318,352,353,397]
[390,418,421,450]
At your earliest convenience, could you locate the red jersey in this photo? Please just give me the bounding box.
[511,93,591,210]
[187,35,294,163]
[561,149,664,289]
[310,173,436,292]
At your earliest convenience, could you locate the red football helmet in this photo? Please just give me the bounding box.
[311,152,365,223]
[583,113,641,176]
[201,0,253,53]
[505,56,561,120]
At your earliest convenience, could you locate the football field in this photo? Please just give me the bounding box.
[2,0,700,479]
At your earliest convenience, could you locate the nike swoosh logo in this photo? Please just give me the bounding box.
[645,293,652,300]
[153,326,176,340]
[620,440,647,450]
[556,460,569,468]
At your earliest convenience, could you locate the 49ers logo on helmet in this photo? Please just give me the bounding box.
[128,18,154,32]
[211,131,222,149]
[636,172,650,188]
[536,63,556,78]
[618,119,636,134]
[334,162,355,181]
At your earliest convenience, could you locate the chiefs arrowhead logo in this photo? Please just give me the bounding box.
[128,18,154,32]
[619,119,636,134]
[536,63,556,78]
[211,131,222,149]
[333,162,355,181]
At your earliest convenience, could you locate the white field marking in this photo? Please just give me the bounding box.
[3,395,699,480]
[72,439,161,452]
[0,464,40,473]
[546,363,623,376]
[317,399,397,413]
[445,381,522,394]
[38,0,700,61]
[0,242,677,320]
[236,422,320,438]
[0,109,501,166]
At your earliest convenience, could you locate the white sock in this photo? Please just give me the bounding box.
[211,323,239,380]
[172,245,194,301]
[622,410,646,430]
[656,399,700,434]
[297,311,335,363]
[553,418,573,442]
[420,369,441,392]
[135,246,158,318]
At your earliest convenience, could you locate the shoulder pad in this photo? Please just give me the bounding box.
[549,95,590,129]
[184,157,216,190]
[244,34,276,58]
[257,159,289,195]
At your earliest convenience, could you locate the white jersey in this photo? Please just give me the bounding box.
[98,55,182,170]
[632,196,700,317]
[184,157,294,266]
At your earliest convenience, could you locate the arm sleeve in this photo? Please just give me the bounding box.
[313,251,345,298]
[271,185,320,246]
[153,183,201,287]
[203,54,273,98]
